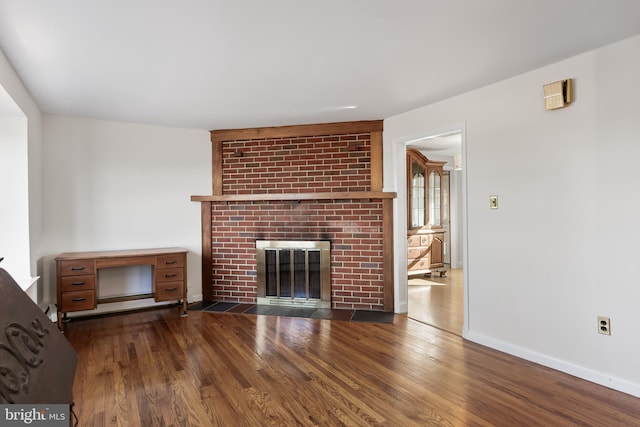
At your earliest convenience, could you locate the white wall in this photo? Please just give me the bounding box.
[0,117,30,279]
[450,169,463,268]
[0,48,43,301]
[42,116,211,311]
[384,35,640,397]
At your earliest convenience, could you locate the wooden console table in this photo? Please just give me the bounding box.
[55,247,188,329]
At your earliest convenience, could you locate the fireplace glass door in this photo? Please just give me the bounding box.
[257,241,330,308]
[264,249,322,299]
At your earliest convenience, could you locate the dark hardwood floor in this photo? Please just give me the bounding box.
[63,307,640,426]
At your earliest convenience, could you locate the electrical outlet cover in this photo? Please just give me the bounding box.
[597,316,611,335]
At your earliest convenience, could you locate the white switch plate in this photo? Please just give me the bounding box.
[489,195,498,209]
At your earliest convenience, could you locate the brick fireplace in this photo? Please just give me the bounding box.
[192,120,396,311]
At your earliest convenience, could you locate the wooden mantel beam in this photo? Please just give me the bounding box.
[191,191,396,202]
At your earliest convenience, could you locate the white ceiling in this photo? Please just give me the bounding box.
[408,133,462,158]
[1,1,640,130]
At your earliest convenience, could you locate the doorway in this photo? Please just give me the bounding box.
[405,131,465,336]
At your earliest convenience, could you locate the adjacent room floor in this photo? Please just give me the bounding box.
[408,267,464,335]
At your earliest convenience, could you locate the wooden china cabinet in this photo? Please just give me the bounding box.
[406,148,447,277]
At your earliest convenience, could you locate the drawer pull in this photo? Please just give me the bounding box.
[164,273,177,278]
[71,282,85,286]
[165,260,177,265]
[165,287,177,292]
[71,297,86,302]
[71,266,86,271]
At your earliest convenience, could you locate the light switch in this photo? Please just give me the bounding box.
[489,195,498,209]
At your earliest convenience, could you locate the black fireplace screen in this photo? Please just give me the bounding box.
[257,241,330,307]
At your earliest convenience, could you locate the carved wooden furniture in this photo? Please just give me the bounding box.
[56,247,188,329]
[407,148,446,276]
[0,268,77,405]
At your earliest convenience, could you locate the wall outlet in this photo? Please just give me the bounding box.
[597,316,611,335]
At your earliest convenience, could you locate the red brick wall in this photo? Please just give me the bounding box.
[223,134,372,194]
[210,131,386,310]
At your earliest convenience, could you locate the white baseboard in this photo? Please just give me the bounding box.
[464,330,640,398]
[396,301,408,314]
[63,298,176,320]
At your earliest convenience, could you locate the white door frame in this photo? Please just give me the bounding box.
[392,123,470,337]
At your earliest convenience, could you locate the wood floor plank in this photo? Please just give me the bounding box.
[63,308,640,426]
[408,268,464,335]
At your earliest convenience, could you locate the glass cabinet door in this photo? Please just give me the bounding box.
[407,148,444,230]
[428,169,441,227]
[411,160,425,228]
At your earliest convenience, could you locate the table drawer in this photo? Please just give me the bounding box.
[408,247,430,259]
[155,267,184,283]
[61,290,96,312]
[408,257,430,271]
[156,254,185,269]
[407,235,421,247]
[58,259,94,276]
[155,282,184,302]
[61,275,95,292]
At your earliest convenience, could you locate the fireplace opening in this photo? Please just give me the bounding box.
[256,240,330,308]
